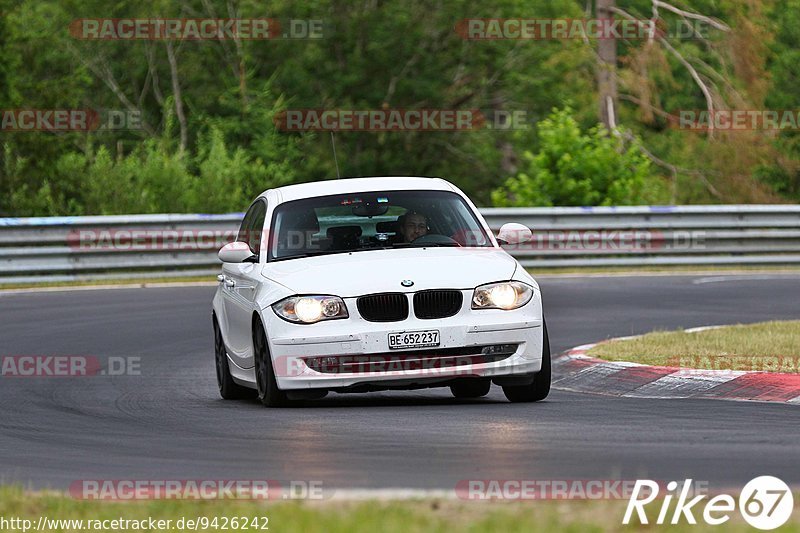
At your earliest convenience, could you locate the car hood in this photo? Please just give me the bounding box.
[263,247,518,297]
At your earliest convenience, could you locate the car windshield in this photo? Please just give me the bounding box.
[269,189,491,261]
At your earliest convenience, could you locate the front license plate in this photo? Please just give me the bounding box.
[388,330,440,350]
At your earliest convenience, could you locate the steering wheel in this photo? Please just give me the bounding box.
[410,233,461,246]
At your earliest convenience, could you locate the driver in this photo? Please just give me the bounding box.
[397,211,429,243]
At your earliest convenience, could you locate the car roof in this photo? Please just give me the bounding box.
[262,176,457,204]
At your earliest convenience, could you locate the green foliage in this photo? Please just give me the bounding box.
[0,0,798,215]
[4,127,297,216]
[757,0,800,200]
[492,108,657,206]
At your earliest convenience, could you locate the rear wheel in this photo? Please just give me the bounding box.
[253,318,290,407]
[502,320,551,403]
[450,379,491,398]
[213,317,255,400]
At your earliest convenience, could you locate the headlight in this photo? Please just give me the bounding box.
[272,295,348,324]
[472,281,533,310]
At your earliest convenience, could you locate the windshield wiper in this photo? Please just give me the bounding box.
[407,242,461,248]
[272,250,339,261]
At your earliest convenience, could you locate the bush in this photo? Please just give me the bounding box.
[3,125,301,216]
[492,108,656,207]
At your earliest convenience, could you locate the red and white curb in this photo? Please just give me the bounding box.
[553,335,800,404]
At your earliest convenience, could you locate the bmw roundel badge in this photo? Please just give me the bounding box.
[401,280,414,287]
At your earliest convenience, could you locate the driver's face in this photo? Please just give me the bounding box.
[402,214,428,242]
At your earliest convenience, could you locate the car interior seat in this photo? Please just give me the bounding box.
[326,225,362,251]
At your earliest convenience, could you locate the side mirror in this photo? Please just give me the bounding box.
[218,241,256,263]
[497,223,532,245]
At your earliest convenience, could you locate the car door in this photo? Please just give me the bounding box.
[221,199,266,368]
[217,207,252,348]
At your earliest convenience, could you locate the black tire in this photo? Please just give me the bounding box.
[213,316,256,400]
[253,317,290,407]
[502,320,551,403]
[450,379,491,398]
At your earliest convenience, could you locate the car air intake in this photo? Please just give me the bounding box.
[413,290,463,319]
[357,293,409,322]
[304,344,518,374]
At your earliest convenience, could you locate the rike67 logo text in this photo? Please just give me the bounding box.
[624,476,794,530]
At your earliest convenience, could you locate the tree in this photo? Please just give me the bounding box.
[492,108,658,206]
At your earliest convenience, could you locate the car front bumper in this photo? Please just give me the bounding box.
[262,294,544,391]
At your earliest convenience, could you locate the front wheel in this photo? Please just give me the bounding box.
[502,320,551,403]
[253,318,290,407]
[213,317,255,400]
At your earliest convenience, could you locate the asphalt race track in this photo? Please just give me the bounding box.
[1,274,799,492]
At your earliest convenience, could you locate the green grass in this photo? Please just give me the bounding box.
[587,320,800,371]
[1,487,799,532]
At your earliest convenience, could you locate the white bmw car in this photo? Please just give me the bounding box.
[212,176,549,406]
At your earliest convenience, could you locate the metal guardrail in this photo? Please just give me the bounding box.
[0,206,799,283]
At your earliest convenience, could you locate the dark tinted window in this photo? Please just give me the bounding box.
[238,200,267,257]
[237,205,256,243]
[247,201,267,256]
[269,190,490,261]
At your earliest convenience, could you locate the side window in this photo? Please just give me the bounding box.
[247,201,267,256]
[237,205,256,244]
